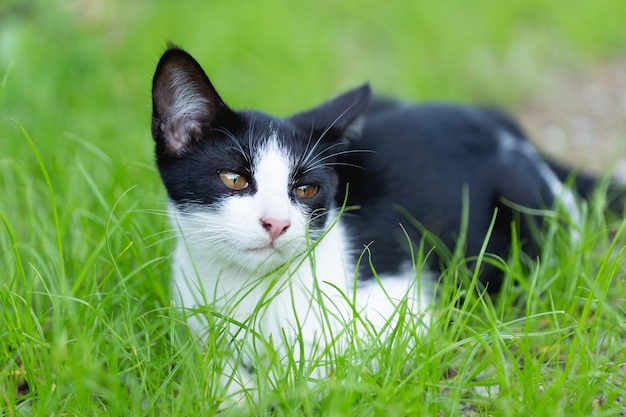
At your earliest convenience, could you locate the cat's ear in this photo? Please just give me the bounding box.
[289,84,371,142]
[152,47,233,156]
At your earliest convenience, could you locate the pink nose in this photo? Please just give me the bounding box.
[260,218,291,242]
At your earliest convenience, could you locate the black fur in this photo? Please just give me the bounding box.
[152,46,622,293]
[337,104,552,289]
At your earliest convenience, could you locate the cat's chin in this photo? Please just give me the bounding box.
[223,241,304,275]
[247,245,282,257]
[247,246,301,268]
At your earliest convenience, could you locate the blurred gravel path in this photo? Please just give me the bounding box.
[517,60,626,178]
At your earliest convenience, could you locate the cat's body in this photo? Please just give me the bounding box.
[340,101,582,289]
[151,47,612,397]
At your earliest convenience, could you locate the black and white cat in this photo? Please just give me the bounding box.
[151,46,612,397]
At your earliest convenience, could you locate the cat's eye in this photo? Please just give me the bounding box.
[218,170,249,190]
[295,184,320,199]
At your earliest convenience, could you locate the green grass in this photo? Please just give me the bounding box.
[2,0,626,415]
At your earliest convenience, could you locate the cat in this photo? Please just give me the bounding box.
[150,46,618,400]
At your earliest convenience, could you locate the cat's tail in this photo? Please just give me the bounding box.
[546,158,626,214]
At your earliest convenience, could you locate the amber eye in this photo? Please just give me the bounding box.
[295,184,320,199]
[218,170,249,190]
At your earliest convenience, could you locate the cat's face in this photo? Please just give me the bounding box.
[159,116,343,272]
[151,47,370,273]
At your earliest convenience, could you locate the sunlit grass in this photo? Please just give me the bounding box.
[2,0,626,415]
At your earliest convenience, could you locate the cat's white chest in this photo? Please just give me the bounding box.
[170,219,354,352]
[165,138,430,395]
[171,215,430,355]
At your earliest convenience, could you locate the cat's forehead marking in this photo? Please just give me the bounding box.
[252,132,294,218]
[254,132,293,184]
[252,131,295,174]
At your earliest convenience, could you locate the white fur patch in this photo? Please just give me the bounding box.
[353,264,432,335]
[170,135,307,275]
[252,138,295,221]
[169,133,432,400]
[499,131,581,227]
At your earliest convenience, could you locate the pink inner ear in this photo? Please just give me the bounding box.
[153,48,237,156]
[166,119,203,154]
[159,67,212,154]
[168,68,210,120]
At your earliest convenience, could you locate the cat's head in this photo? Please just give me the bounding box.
[151,47,370,272]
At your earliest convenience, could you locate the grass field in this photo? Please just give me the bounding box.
[2,0,626,415]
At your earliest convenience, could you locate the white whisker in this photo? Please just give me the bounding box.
[301,162,366,175]
[300,148,373,174]
[214,127,251,164]
[301,141,349,167]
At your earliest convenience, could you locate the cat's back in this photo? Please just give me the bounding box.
[362,101,524,160]
[339,101,525,203]
[337,101,531,280]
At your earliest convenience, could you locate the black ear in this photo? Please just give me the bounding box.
[151,47,232,156]
[288,84,371,142]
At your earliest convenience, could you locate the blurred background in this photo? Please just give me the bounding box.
[2,3,626,411]
[1,0,626,244]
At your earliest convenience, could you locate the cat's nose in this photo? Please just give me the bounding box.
[260,218,291,242]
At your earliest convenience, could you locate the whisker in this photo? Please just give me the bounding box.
[141,234,180,249]
[300,133,325,170]
[302,140,349,165]
[301,162,366,175]
[214,127,251,164]
[299,117,372,164]
[298,103,358,169]
[314,99,363,145]
[130,208,172,217]
[314,148,373,164]
[298,112,373,173]
[247,115,258,158]
[300,148,374,174]
[308,205,348,225]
